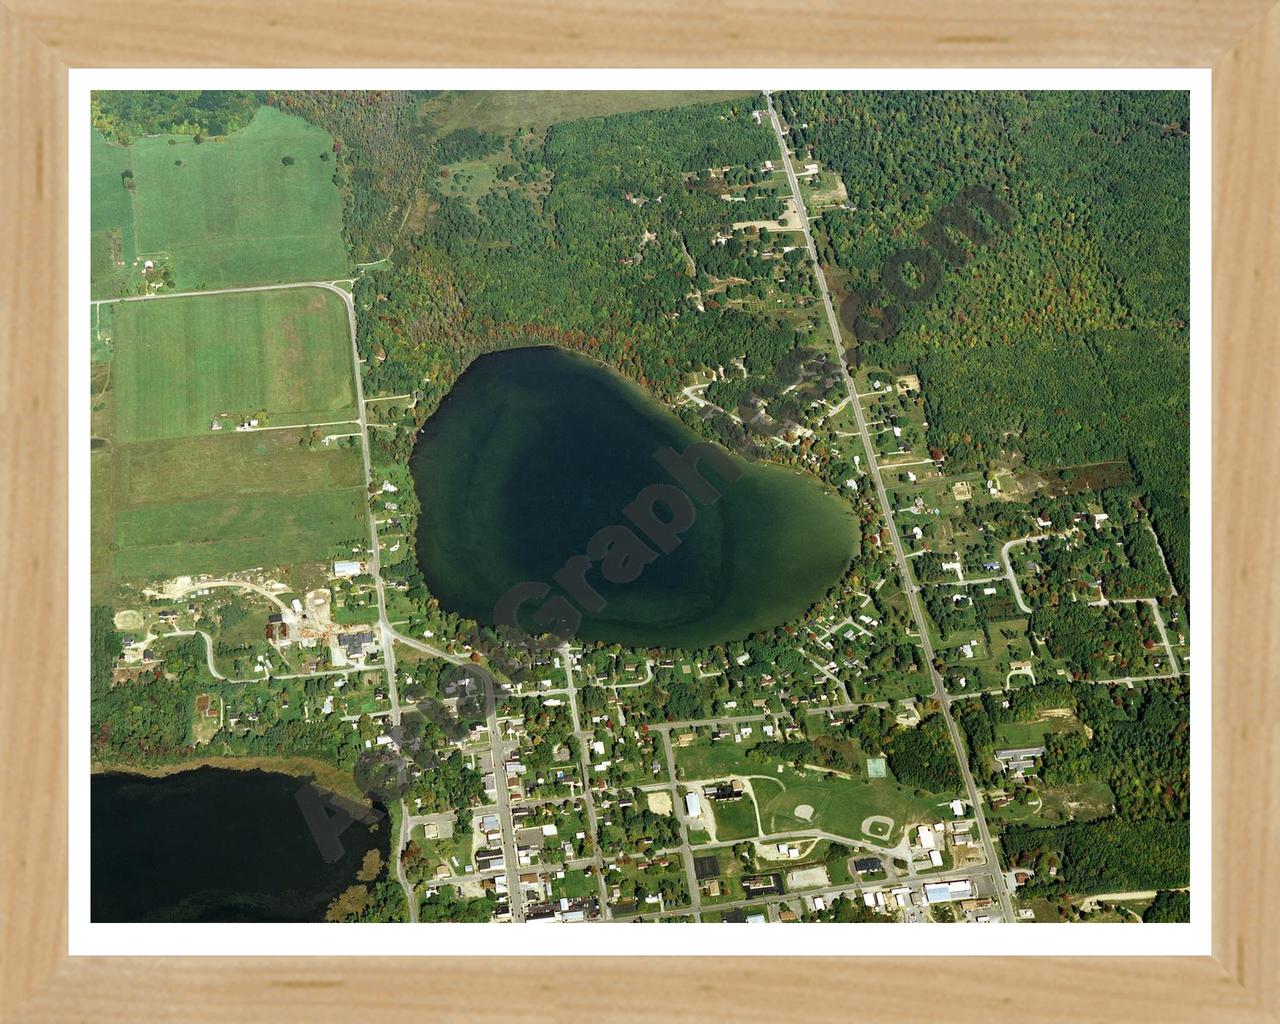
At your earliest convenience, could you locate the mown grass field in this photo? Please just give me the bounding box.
[674,734,951,844]
[97,428,366,585]
[111,477,366,582]
[91,106,348,294]
[993,716,1077,749]
[92,287,366,593]
[419,91,759,135]
[113,428,363,504]
[751,768,946,844]
[111,288,358,442]
[709,795,759,841]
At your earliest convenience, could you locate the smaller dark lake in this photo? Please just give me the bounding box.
[91,768,387,923]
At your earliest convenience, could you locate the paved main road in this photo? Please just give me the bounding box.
[96,279,428,920]
[764,92,1016,923]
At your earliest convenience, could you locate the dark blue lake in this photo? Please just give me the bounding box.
[91,767,388,922]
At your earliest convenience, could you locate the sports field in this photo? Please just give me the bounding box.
[111,287,358,443]
[675,735,952,845]
[97,428,366,585]
[91,105,348,293]
[749,767,944,843]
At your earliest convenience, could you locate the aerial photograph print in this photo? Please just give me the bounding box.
[86,85,1193,932]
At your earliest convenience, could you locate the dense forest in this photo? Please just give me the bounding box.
[957,676,1190,896]
[92,90,262,143]
[1002,818,1189,897]
[778,90,1190,597]
[275,93,842,449]
[1143,888,1191,922]
[958,678,1189,819]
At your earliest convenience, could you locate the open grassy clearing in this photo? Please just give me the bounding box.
[118,106,348,290]
[90,449,116,595]
[90,131,137,298]
[753,768,946,843]
[410,827,475,877]
[94,395,366,588]
[113,429,363,508]
[993,716,1079,749]
[110,288,357,442]
[674,734,951,844]
[550,868,596,901]
[420,91,760,135]
[111,486,366,583]
[709,795,759,841]
[990,780,1115,828]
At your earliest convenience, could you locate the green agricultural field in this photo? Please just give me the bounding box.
[92,106,349,293]
[101,428,366,583]
[90,131,137,298]
[113,428,363,506]
[112,487,365,582]
[420,91,759,135]
[709,795,759,841]
[110,287,358,443]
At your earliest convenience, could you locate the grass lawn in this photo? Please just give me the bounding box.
[673,732,764,781]
[411,828,475,877]
[550,868,596,901]
[709,795,759,841]
[420,91,759,135]
[122,106,349,289]
[675,734,951,844]
[111,287,358,442]
[994,715,1078,749]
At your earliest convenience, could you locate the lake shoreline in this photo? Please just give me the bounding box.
[91,753,369,805]
[410,345,855,648]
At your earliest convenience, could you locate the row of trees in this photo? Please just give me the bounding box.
[92,90,261,143]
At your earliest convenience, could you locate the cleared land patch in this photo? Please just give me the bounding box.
[709,795,760,841]
[123,106,349,290]
[103,430,366,583]
[93,287,366,591]
[111,288,358,443]
[113,428,363,506]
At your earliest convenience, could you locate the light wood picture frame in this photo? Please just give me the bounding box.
[1,2,1275,1019]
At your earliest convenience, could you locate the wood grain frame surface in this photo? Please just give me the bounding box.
[1,3,1275,1021]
